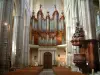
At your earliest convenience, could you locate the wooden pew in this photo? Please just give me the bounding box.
[4,66,43,75]
[53,67,86,75]
[4,70,38,75]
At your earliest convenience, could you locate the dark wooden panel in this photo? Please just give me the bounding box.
[74,40,100,73]
[44,52,52,69]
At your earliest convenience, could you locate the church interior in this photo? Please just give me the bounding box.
[0,0,100,75]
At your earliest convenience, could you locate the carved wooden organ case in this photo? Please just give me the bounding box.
[30,6,66,46]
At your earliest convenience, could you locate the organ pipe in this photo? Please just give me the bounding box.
[30,5,66,46]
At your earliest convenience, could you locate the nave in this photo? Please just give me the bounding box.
[4,66,86,75]
[39,69,55,75]
[0,0,100,75]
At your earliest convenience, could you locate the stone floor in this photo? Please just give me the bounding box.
[39,69,55,75]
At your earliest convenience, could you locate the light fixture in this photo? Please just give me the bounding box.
[4,22,8,26]
[58,54,60,57]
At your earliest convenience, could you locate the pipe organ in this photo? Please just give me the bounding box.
[30,5,66,46]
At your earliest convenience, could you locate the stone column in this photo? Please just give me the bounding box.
[11,16,19,67]
[15,0,24,68]
[28,47,30,66]
[64,0,78,66]
[23,15,30,67]
[65,47,68,66]
[0,0,13,74]
[38,50,41,65]
[99,0,100,11]
[23,0,31,67]
[15,15,24,68]
[78,0,96,39]
[0,0,4,39]
[15,0,30,68]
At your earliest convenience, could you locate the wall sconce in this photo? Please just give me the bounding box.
[34,56,37,60]
[4,22,8,26]
[86,61,88,65]
[58,54,60,57]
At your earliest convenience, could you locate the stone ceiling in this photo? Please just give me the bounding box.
[93,0,99,7]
